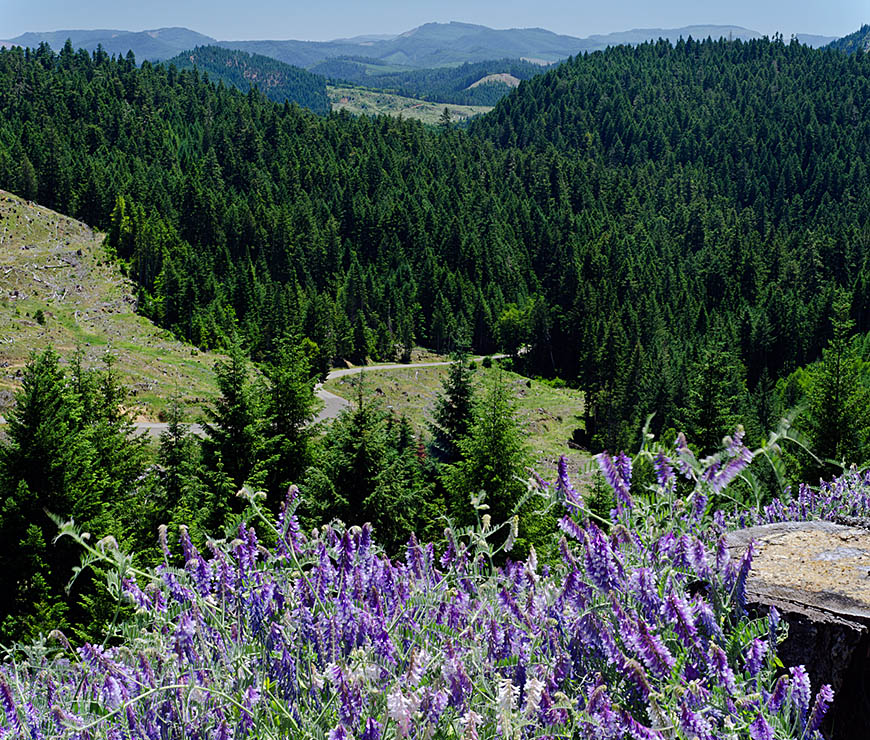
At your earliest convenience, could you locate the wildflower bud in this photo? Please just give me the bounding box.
[96,535,118,553]
[48,629,72,651]
[158,524,170,558]
[482,514,491,529]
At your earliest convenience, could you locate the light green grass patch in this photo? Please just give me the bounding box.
[328,85,493,124]
[323,362,588,477]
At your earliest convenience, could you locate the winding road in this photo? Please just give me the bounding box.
[134,356,502,438]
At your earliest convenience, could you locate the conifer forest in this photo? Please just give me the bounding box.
[0,24,869,739]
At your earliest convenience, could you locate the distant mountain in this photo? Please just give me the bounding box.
[792,33,838,48]
[827,24,870,53]
[216,22,594,68]
[0,27,216,61]
[2,21,839,69]
[584,25,762,48]
[164,46,330,114]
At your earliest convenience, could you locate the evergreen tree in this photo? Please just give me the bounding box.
[428,351,476,464]
[0,350,146,641]
[445,371,529,527]
[304,380,435,553]
[805,294,870,473]
[260,337,317,504]
[679,334,749,455]
[201,341,264,497]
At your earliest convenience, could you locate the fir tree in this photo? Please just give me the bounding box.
[428,351,476,464]
[445,371,529,527]
[805,294,870,473]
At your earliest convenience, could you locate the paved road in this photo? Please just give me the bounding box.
[133,356,503,438]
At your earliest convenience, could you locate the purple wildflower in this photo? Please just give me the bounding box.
[745,638,768,677]
[583,525,623,592]
[679,703,713,740]
[653,451,675,490]
[709,644,737,695]
[664,592,697,646]
[808,684,834,733]
[732,541,756,615]
[558,515,585,542]
[790,665,812,723]
[556,455,584,514]
[749,713,774,740]
[768,675,790,713]
[329,725,349,740]
[361,718,382,740]
[0,680,22,735]
[634,619,675,679]
[597,451,633,517]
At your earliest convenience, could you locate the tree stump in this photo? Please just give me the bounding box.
[726,521,870,740]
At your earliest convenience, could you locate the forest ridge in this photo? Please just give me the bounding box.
[2,36,869,455]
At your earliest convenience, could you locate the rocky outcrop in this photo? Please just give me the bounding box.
[726,521,870,740]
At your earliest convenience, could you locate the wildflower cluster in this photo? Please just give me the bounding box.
[0,430,845,739]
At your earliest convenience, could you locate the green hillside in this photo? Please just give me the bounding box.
[164,46,330,114]
[327,85,492,122]
[828,24,870,53]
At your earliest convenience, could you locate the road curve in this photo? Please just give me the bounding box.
[133,355,504,438]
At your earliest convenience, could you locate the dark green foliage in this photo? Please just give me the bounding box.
[200,341,264,503]
[445,371,530,527]
[0,350,148,642]
[304,383,438,553]
[164,46,330,114]
[428,351,476,464]
[804,295,870,474]
[1,36,870,485]
[260,338,317,503]
[679,333,750,455]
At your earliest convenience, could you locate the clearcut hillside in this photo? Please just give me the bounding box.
[0,189,220,420]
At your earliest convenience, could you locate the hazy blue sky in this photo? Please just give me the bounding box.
[2,0,866,41]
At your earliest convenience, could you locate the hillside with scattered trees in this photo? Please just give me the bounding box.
[310,56,547,105]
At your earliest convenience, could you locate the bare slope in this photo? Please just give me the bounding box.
[328,85,492,122]
[467,73,521,89]
[0,190,220,421]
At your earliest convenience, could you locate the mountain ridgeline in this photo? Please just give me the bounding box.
[163,46,330,114]
[2,21,836,67]
[1,36,870,451]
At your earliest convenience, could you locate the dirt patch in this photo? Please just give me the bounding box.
[467,73,521,89]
